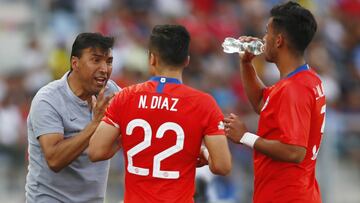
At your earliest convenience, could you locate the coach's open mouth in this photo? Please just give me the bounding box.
[94,77,107,86]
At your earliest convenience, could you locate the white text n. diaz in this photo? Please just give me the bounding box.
[138,95,179,112]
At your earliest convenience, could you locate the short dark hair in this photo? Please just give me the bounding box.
[149,24,190,66]
[71,32,114,58]
[270,1,317,54]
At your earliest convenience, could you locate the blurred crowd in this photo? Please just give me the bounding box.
[0,0,360,202]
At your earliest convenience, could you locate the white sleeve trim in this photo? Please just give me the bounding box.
[107,118,119,128]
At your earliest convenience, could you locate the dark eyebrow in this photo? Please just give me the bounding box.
[91,54,105,57]
[91,54,113,60]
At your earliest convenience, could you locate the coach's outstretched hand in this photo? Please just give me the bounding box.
[224,113,248,144]
[91,87,115,123]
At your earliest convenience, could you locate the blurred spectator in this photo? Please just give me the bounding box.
[0,73,27,194]
[48,40,70,79]
[22,38,52,94]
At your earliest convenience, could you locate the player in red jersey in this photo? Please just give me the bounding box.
[88,24,232,203]
[224,2,324,203]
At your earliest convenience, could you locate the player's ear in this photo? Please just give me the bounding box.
[71,56,79,71]
[276,33,284,48]
[150,52,156,66]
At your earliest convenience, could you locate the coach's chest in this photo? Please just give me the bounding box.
[62,101,92,137]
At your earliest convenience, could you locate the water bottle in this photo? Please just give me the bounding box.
[222,37,264,55]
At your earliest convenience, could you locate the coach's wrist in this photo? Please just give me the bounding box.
[240,132,259,148]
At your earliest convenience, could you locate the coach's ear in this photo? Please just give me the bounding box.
[71,56,79,72]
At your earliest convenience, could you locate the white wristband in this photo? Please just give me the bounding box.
[240,132,260,148]
[201,147,209,161]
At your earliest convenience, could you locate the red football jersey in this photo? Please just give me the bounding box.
[103,76,225,203]
[254,65,325,203]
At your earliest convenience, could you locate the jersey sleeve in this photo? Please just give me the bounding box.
[263,86,271,99]
[276,83,313,147]
[203,95,225,136]
[30,99,64,139]
[102,90,125,129]
[262,85,274,102]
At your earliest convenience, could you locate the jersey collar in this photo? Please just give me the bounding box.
[63,71,88,106]
[149,76,182,93]
[150,76,182,84]
[286,64,310,78]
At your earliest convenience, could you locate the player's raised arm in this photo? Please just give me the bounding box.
[238,36,267,114]
[88,121,121,162]
[203,135,232,175]
[89,90,121,162]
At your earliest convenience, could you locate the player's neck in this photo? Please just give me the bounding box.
[154,67,183,82]
[276,52,305,79]
[67,72,91,101]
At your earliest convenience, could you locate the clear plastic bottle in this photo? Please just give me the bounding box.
[222,37,264,55]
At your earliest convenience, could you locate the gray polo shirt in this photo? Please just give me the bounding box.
[25,72,120,203]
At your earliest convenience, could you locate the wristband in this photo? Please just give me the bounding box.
[202,147,209,161]
[240,132,259,148]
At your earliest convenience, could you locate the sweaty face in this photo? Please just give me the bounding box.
[263,18,277,63]
[76,48,113,95]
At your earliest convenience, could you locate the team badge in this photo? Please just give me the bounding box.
[218,121,225,130]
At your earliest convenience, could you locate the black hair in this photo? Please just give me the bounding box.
[270,1,317,54]
[149,24,190,67]
[71,32,114,58]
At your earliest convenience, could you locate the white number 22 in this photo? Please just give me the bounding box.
[126,119,184,179]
